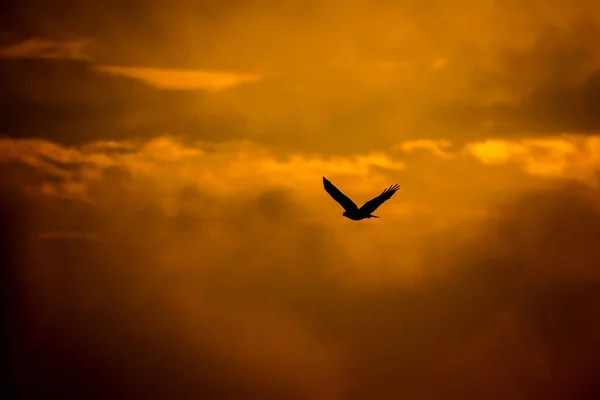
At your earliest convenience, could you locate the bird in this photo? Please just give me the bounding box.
[322,177,401,220]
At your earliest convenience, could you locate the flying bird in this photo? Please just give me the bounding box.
[322,177,401,220]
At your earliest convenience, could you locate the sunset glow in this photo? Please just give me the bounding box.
[2,1,600,399]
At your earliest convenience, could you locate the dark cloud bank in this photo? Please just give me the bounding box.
[3,12,600,151]
[435,16,600,139]
[0,58,248,146]
[2,170,600,399]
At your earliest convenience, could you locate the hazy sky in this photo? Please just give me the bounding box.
[2,1,600,399]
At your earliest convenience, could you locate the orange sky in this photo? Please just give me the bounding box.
[2,1,600,399]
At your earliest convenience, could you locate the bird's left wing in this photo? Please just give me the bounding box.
[323,177,358,212]
[358,184,401,215]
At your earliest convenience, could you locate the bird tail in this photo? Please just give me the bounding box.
[369,215,380,218]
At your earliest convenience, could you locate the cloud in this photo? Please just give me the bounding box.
[3,134,600,399]
[94,65,261,91]
[0,59,249,146]
[3,5,600,153]
[336,180,600,399]
[0,137,116,168]
[0,38,93,61]
[437,16,600,136]
[5,133,600,219]
[1,155,347,399]
[3,2,599,151]
[464,135,600,184]
[396,139,455,159]
[0,136,406,204]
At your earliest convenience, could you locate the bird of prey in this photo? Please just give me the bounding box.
[322,177,401,220]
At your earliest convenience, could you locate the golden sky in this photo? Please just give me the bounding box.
[2,1,600,399]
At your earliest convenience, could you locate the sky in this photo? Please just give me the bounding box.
[2,0,600,399]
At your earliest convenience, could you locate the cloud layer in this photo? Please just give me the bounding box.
[2,1,600,151]
[1,133,599,399]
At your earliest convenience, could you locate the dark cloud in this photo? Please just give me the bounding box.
[0,59,247,146]
[333,183,600,399]
[0,55,442,154]
[494,17,600,134]
[434,17,600,138]
[3,155,600,399]
[516,71,600,133]
[4,1,600,150]
[1,185,322,399]
[0,0,271,69]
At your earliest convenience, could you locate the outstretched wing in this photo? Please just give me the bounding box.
[358,184,401,215]
[322,177,358,212]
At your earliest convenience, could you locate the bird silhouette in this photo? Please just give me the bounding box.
[322,177,401,220]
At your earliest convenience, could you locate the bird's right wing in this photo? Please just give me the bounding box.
[322,177,358,212]
[358,184,401,215]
